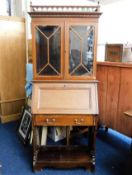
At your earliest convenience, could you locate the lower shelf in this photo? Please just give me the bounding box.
[33,146,95,171]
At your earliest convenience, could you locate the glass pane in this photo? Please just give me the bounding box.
[69,26,94,76]
[36,28,48,73]
[41,65,57,75]
[35,25,61,76]
[37,25,58,38]
[71,66,87,76]
[49,28,61,73]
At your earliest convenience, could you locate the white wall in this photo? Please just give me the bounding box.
[97,0,132,61]
[0,0,9,15]
[11,0,28,17]
[31,0,96,6]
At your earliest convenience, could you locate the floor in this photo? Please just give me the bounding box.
[0,121,132,175]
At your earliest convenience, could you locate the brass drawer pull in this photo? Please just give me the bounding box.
[45,118,56,123]
[74,118,84,125]
[52,118,56,122]
[80,118,84,122]
[45,118,49,123]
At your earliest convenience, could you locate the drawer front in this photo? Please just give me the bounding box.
[33,115,96,126]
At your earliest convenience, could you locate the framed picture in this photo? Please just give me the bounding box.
[105,44,123,62]
[18,109,32,144]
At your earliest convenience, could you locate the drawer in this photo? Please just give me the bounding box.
[33,115,96,126]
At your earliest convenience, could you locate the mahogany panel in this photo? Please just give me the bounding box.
[32,83,99,115]
[33,115,96,126]
[33,146,94,171]
[105,67,120,129]
[117,68,132,136]
[97,62,132,137]
[96,65,107,125]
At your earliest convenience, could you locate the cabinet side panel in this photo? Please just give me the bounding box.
[117,68,132,137]
[0,17,26,122]
[97,65,108,125]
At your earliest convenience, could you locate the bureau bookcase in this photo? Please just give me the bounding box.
[29,4,101,171]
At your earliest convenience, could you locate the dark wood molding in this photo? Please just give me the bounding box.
[97,61,132,68]
[28,11,102,18]
[28,4,102,18]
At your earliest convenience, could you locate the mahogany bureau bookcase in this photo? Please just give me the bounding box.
[29,3,101,172]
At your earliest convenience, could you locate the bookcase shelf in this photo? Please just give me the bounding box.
[33,143,95,171]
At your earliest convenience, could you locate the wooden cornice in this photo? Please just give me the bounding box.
[28,4,102,18]
[28,11,102,18]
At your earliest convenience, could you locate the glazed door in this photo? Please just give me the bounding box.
[65,22,96,80]
[32,22,64,80]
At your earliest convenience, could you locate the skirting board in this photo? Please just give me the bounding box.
[0,113,21,123]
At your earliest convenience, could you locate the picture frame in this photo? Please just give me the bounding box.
[105,44,123,62]
[18,108,32,144]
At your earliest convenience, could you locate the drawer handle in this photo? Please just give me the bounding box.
[80,118,84,122]
[45,118,49,123]
[52,118,56,122]
[74,118,84,125]
[45,118,56,123]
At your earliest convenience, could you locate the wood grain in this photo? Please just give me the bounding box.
[117,68,132,137]
[96,64,107,125]
[0,16,26,122]
[31,83,99,115]
[33,114,96,126]
[105,67,120,129]
[97,62,132,137]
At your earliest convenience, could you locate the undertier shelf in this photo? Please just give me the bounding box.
[33,146,95,171]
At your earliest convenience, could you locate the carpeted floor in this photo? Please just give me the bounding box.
[0,121,132,175]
